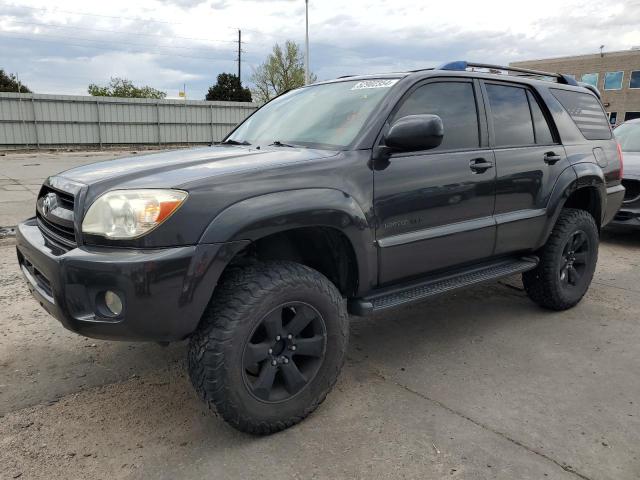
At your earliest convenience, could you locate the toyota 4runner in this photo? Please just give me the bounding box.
[16,61,625,434]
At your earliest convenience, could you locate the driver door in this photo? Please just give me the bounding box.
[374,79,497,284]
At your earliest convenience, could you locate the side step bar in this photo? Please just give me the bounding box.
[348,256,538,316]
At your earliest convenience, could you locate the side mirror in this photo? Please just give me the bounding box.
[385,114,444,152]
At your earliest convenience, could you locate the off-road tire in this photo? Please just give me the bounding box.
[188,261,348,435]
[523,208,599,311]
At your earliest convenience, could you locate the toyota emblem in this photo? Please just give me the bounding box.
[42,192,57,216]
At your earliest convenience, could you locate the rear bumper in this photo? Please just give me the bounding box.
[16,218,248,341]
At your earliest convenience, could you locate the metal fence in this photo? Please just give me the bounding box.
[0,92,257,148]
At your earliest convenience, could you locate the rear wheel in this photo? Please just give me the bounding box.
[523,208,599,311]
[188,261,348,434]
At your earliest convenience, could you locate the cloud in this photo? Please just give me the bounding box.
[156,0,211,7]
[1,0,639,99]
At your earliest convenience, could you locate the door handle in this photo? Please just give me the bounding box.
[469,158,494,173]
[544,151,562,165]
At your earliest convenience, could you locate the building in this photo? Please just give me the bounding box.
[511,49,640,126]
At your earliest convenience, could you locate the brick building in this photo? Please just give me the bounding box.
[511,49,640,126]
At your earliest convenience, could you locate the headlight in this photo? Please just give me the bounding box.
[82,189,187,239]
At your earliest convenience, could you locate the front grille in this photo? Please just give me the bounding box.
[36,214,76,247]
[622,179,640,203]
[36,185,77,250]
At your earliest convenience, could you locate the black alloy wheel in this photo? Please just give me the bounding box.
[242,302,327,403]
[559,229,591,290]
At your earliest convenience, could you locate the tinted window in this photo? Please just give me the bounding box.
[551,89,611,140]
[486,84,534,147]
[527,91,555,145]
[393,82,479,150]
[630,71,640,89]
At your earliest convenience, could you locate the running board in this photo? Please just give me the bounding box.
[348,256,538,316]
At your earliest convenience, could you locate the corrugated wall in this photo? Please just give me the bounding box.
[0,92,257,147]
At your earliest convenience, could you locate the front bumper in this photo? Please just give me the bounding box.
[608,204,640,229]
[608,178,640,229]
[16,218,248,341]
[603,184,627,227]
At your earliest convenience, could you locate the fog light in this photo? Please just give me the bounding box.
[104,290,123,316]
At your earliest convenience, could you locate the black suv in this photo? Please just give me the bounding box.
[16,61,624,434]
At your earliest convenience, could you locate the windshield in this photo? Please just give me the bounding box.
[227,79,400,149]
[614,122,640,152]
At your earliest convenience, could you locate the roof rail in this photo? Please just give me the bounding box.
[437,61,579,86]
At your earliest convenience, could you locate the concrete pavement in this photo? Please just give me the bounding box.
[0,149,172,227]
[0,151,639,479]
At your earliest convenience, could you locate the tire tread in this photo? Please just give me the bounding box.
[523,208,598,311]
[188,261,348,435]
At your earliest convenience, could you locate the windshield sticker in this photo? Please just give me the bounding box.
[351,79,399,90]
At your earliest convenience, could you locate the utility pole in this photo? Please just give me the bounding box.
[305,0,309,85]
[238,29,242,85]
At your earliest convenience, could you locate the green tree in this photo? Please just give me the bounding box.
[205,73,252,102]
[250,40,316,104]
[88,77,166,99]
[0,69,31,93]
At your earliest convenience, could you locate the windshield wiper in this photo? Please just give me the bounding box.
[269,140,297,148]
[221,139,251,145]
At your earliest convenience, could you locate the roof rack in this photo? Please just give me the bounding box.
[437,61,579,86]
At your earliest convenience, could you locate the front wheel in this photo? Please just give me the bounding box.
[523,208,599,311]
[188,261,348,434]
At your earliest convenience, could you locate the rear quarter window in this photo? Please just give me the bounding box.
[550,89,611,140]
[485,83,535,147]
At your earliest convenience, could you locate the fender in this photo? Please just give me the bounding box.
[537,162,605,248]
[199,188,377,294]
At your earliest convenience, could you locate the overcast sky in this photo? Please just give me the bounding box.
[1,0,640,99]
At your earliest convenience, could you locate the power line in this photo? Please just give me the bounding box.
[237,29,241,83]
[4,19,244,45]
[0,27,239,54]
[0,33,241,61]
[233,27,279,36]
[10,70,177,84]
[1,2,343,53]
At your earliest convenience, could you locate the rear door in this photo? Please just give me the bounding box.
[482,81,569,254]
[374,78,496,284]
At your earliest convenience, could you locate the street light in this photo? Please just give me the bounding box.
[305,0,310,85]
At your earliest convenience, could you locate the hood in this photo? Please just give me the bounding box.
[58,145,338,189]
[623,151,640,179]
